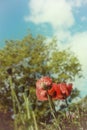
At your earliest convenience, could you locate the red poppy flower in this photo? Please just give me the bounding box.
[36,76,52,89]
[36,87,48,101]
[48,83,63,99]
[48,83,73,100]
[60,83,72,98]
[67,83,72,94]
[36,77,73,101]
[36,76,52,101]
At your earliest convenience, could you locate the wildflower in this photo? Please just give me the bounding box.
[58,83,72,99]
[48,83,72,99]
[48,83,64,99]
[36,76,52,101]
[36,76,52,89]
[36,88,48,101]
[36,77,73,101]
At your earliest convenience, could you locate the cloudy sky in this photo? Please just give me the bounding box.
[0,0,87,96]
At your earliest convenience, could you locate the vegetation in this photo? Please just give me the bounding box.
[0,34,85,130]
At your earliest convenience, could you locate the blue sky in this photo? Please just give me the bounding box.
[0,0,87,44]
[0,0,87,96]
[0,0,53,47]
[0,0,29,46]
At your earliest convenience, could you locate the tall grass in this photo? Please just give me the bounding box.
[9,75,38,130]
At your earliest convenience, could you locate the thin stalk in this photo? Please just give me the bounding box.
[47,93,61,130]
[9,76,21,111]
[65,99,71,120]
[23,94,31,119]
[23,94,37,130]
[30,125,34,130]
[9,76,17,130]
[32,111,38,130]
[9,76,25,125]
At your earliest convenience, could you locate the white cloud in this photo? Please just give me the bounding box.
[69,0,83,7]
[56,31,87,95]
[81,16,87,22]
[25,0,74,29]
[70,32,87,74]
[55,30,72,44]
[55,31,87,76]
[69,0,87,7]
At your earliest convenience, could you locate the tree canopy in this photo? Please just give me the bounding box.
[0,34,82,109]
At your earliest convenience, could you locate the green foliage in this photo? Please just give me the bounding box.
[49,49,82,82]
[0,34,81,81]
[0,34,82,108]
[0,33,84,130]
[71,88,80,99]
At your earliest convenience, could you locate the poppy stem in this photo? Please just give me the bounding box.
[65,99,68,106]
[65,99,71,119]
[47,93,61,130]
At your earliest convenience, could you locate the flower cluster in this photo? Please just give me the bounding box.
[36,76,72,101]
